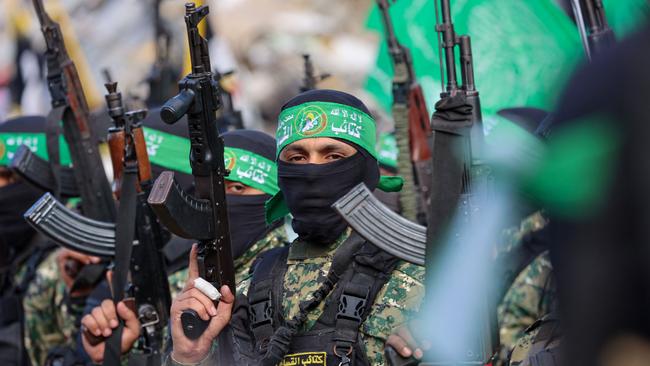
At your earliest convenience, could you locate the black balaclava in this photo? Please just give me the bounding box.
[277,90,380,244]
[222,130,278,259]
[0,178,44,256]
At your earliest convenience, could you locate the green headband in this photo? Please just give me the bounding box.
[376,132,398,169]
[0,133,72,165]
[276,101,378,160]
[267,101,403,224]
[143,127,279,195]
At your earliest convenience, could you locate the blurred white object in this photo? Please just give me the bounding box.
[194,277,222,301]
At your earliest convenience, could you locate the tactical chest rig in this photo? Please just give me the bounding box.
[239,232,399,366]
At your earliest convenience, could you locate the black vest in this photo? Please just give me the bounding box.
[238,233,399,366]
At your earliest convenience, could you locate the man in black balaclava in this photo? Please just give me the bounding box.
[80,129,291,364]
[166,89,426,366]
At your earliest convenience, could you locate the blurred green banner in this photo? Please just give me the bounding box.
[365,0,650,125]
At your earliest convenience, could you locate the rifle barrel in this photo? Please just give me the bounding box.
[438,0,458,93]
[459,36,475,92]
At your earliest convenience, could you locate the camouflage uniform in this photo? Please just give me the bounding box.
[497,211,548,255]
[167,224,290,300]
[508,313,561,366]
[23,250,84,366]
[231,228,425,366]
[498,251,555,352]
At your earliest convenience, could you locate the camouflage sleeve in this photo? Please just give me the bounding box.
[498,251,555,351]
[360,261,426,366]
[508,329,537,366]
[23,250,78,366]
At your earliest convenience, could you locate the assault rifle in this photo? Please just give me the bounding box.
[377,0,432,223]
[416,0,496,363]
[335,0,497,364]
[146,0,180,106]
[148,3,235,340]
[570,0,615,60]
[13,0,115,222]
[300,53,330,92]
[98,82,171,365]
[17,0,115,293]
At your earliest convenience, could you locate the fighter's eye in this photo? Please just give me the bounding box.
[286,154,308,163]
[226,182,247,194]
[325,153,345,161]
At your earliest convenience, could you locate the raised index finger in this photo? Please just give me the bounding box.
[183,244,200,291]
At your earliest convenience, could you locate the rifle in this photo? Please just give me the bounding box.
[17,0,115,222]
[148,3,235,340]
[377,0,432,223]
[417,0,496,363]
[336,1,496,364]
[300,53,330,92]
[98,82,171,365]
[146,0,181,106]
[570,0,615,60]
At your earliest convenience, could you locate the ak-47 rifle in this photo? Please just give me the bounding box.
[377,0,432,223]
[417,0,496,363]
[148,3,235,340]
[146,0,180,106]
[570,0,615,60]
[16,0,115,222]
[335,0,496,365]
[92,82,171,365]
[300,54,330,92]
[215,70,244,131]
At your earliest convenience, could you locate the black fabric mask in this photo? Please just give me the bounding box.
[227,194,271,259]
[278,150,379,244]
[0,181,43,258]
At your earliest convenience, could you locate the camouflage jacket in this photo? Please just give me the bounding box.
[167,224,290,300]
[173,228,425,366]
[23,250,85,366]
[498,251,555,352]
[508,313,561,366]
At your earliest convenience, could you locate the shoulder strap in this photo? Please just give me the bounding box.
[248,246,290,352]
[319,240,400,364]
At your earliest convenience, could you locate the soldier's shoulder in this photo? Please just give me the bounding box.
[361,260,425,341]
[521,251,553,282]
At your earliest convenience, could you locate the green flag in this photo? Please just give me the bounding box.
[364,0,650,125]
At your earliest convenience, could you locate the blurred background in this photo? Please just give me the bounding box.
[1,0,648,133]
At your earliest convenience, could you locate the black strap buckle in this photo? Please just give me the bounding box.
[249,290,273,328]
[337,293,366,322]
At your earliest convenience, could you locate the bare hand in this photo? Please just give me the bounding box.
[386,323,430,360]
[170,244,235,364]
[56,248,101,295]
[81,299,140,363]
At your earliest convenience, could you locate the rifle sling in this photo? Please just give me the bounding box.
[45,106,65,199]
[103,162,139,366]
